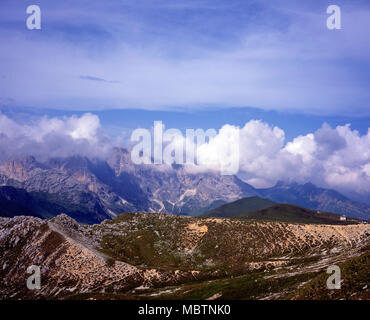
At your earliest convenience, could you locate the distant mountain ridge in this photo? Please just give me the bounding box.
[0,149,369,222]
[258,181,370,220]
[241,204,361,224]
[205,196,362,224]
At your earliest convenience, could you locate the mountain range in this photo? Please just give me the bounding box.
[0,148,369,222]
[258,181,370,220]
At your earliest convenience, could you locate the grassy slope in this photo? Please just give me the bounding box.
[292,246,370,300]
[96,211,363,275]
[98,212,294,272]
[138,249,369,300]
[204,195,358,224]
[204,196,276,218]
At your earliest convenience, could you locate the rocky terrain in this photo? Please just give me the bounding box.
[0,213,369,300]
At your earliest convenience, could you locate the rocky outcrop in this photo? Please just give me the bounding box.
[0,215,219,300]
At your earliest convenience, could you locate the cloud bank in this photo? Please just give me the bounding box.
[0,113,112,161]
[0,112,369,197]
[195,120,370,196]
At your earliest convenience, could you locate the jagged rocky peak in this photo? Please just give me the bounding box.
[48,155,92,172]
[1,155,36,169]
[51,213,80,229]
[107,147,133,175]
[0,155,46,181]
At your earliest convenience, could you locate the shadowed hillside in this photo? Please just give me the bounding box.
[204,196,359,224]
[204,196,275,218]
[236,204,360,224]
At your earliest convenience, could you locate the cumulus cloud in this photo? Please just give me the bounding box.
[191,120,370,195]
[0,113,112,161]
[126,118,370,195]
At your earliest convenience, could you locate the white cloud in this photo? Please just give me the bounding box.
[191,120,370,195]
[284,134,316,163]
[0,113,112,161]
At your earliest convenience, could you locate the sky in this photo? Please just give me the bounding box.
[0,0,370,114]
[0,0,369,199]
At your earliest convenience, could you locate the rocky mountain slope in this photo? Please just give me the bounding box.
[107,148,257,215]
[0,156,133,223]
[0,150,258,221]
[0,213,369,300]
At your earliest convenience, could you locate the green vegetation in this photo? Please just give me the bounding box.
[98,212,281,271]
[293,247,370,300]
[159,271,320,300]
[182,199,228,216]
[97,211,355,274]
[204,196,275,218]
[100,213,190,269]
[82,211,369,300]
[64,270,321,300]
[204,195,360,224]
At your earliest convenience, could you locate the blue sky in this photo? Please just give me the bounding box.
[1,105,370,143]
[0,0,370,119]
